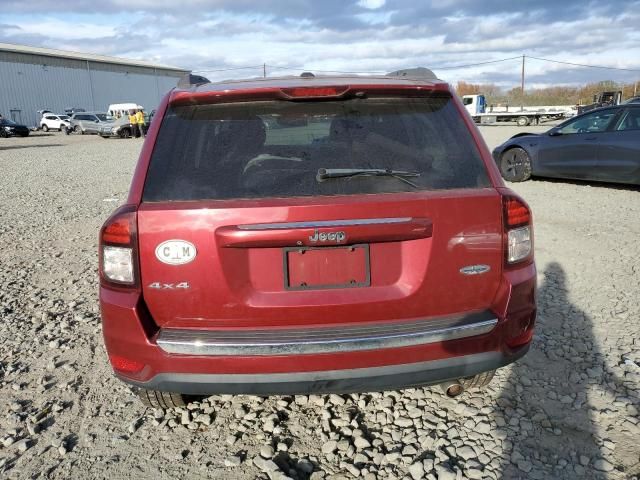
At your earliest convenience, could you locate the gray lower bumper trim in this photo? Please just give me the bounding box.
[121,345,529,395]
[156,311,498,356]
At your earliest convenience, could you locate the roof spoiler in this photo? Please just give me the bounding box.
[177,73,211,88]
[387,67,437,80]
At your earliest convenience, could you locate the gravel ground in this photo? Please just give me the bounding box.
[0,127,638,480]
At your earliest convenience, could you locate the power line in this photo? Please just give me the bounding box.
[526,55,640,73]
[193,57,523,77]
[435,56,523,70]
[192,55,640,78]
[266,56,523,74]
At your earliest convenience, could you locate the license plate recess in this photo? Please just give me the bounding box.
[283,244,370,290]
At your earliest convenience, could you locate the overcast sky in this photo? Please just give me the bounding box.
[2,0,640,89]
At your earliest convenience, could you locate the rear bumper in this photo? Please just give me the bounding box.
[120,345,528,395]
[100,262,536,395]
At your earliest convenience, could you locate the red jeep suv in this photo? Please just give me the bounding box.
[99,73,536,408]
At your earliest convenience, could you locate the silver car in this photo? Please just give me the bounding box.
[69,112,112,135]
[98,114,152,139]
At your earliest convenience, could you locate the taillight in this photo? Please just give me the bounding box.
[503,195,533,264]
[504,198,530,227]
[507,227,531,263]
[99,205,139,288]
[102,218,132,244]
[103,246,134,283]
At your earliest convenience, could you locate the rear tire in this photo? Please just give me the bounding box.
[133,388,189,409]
[42,124,49,132]
[499,147,532,182]
[74,125,82,134]
[516,116,530,127]
[459,370,495,390]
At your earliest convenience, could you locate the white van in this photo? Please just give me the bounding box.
[108,103,144,118]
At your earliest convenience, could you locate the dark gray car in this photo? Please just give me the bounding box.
[493,105,640,185]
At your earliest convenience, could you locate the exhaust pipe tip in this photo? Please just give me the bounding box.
[440,381,464,398]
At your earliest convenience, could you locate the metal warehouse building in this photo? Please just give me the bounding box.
[0,43,189,127]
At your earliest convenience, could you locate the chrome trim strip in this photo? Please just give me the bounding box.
[156,315,498,356]
[237,217,413,231]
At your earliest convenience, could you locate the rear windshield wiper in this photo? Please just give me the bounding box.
[316,168,421,188]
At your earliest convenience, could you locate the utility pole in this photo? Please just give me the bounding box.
[520,55,525,111]
[263,63,266,78]
[635,81,638,96]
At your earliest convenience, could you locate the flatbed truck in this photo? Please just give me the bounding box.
[462,94,572,126]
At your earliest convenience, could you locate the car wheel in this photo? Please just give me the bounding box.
[459,370,495,390]
[133,387,191,409]
[516,116,530,127]
[119,128,130,139]
[499,147,532,182]
[74,125,82,134]
[42,124,49,132]
[0,130,8,138]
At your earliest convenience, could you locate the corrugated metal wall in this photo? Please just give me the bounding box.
[0,51,184,127]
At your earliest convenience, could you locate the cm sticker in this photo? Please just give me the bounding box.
[155,240,197,265]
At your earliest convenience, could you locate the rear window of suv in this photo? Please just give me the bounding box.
[143,95,490,201]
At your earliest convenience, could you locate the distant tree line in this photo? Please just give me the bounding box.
[455,80,640,106]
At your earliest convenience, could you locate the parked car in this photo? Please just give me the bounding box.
[493,104,640,185]
[98,114,151,138]
[64,107,86,116]
[100,73,537,408]
[69,112,112,134]
[98,116,130,138]
[40,114,70,132]
[0,118,30,137]
[107,103,144,119]
[622,96,640,105]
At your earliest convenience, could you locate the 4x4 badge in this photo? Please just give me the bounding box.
[309,230,346,243]
[148,282,190,290]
